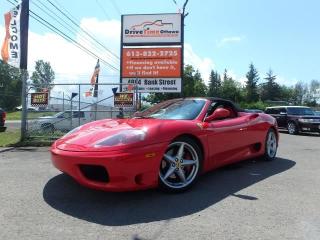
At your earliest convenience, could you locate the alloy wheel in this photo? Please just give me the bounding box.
[159,141,200,190]
[266,130,277,158]
[287,122,296,135]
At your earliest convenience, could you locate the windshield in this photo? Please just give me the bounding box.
[287,107,315,116]
[53,112,71,118]
[135,99,206,120]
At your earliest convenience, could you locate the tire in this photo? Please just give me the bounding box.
[263,128,278,161]
[287,121,299,135]
[158,137,203,193]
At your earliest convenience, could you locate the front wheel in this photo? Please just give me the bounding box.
[159,137,202,192]
[287,121,298,135]
[263,129,278,161]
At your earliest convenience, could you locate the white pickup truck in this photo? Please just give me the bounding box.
[30,111,92,132]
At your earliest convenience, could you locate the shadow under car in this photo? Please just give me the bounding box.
[43,157,295,226]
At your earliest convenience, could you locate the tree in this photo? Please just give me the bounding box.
[310,79,320,94]
[305,79,320,105]
[279,85,295,103]
[31,60,55,92]
[0,60,23,111]
[260,69,281,101]
[292,81,307,105]
[220,69,242,102]
[207,70,221,97]
[245,63,259,102]
[144,65,207,104]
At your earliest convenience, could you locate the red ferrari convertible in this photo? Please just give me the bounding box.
[51,98,279,192]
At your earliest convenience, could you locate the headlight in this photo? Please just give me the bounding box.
[61,126,81,138]
[94,129,146,147]
[299,119,313,123]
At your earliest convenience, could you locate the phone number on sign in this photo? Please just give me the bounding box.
[126,50,178,58]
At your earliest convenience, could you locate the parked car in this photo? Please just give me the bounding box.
[30,111,92,132]
[15,106,38,111]
[51,97,279,193]
[245,109,264,113]
[0,108,6,132]
[265,106,320,135]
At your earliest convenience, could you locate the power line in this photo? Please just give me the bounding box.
[110,0,122,16]
[95,0,111,20]
[5,0,120,72]
[46,0,120,60]
[30,10,119,71]
[30,0,119,66]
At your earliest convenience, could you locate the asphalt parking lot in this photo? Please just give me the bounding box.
[0,132,319,240]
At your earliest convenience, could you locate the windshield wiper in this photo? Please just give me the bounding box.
[133,116,155,119]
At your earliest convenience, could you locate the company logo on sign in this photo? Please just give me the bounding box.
[124,20,179,39]
[122,14,182,44]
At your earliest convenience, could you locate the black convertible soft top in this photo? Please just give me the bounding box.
[205,97,245,112]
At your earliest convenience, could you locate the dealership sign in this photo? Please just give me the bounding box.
[31,92,48,106]
[122,47,181,78]
[120,13,183,93]
[114,92,134,107]
[122,78,181,93]
[122,14,182,45]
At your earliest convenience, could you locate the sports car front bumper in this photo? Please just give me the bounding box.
[51,142,169,191]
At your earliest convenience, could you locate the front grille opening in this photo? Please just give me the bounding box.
[79,164,109,183]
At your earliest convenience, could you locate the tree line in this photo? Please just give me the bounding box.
[0,60,55,111]
[145,63,320,110]
[1,59,319,111]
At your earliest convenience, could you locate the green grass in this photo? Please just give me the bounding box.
[0,129,59,147]
[6,111,56,120]
[0,130,21,147]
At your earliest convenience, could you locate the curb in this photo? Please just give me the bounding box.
[0,147,15,153]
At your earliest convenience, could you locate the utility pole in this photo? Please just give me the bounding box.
[180,0,189,98]
[20,70,28,141]
[182,0,189,17]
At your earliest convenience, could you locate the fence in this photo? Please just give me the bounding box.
[24,83,139,142]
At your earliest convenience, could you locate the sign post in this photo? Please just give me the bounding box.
[21,70,28,140]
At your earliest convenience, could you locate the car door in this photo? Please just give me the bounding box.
[277,108,287,127]
[269,108,286,128]
[54,112,72,131]
[72,111,80,127]
[73,111,88,126]
[205,114,249,168]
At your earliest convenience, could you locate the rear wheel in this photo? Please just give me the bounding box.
[263,129,278,161]
[287,121,298,135]
[159,137,202,192]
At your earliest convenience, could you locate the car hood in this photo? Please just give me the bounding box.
[38,116,56,119]
[54,118,180,152]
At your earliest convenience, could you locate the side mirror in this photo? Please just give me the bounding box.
[205,108,231,122]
